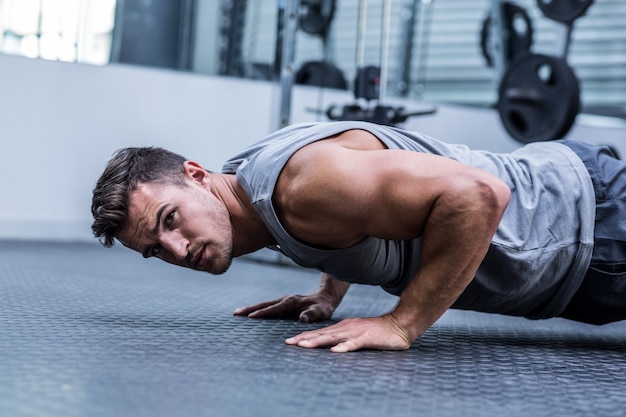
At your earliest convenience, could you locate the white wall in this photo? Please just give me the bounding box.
[1,54,625,242]
[0,54,277,241]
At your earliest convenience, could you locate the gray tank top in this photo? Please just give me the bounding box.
[222,121,595,320]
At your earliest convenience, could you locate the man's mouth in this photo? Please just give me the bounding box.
[191,245,206,268]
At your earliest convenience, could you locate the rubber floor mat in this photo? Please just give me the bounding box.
[0,240,625,417]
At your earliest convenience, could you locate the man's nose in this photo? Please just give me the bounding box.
[160,232,188,261]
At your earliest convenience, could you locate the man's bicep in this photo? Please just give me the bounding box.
[284,146,473,239]
[276,142,502,245]
[345,149,477,239]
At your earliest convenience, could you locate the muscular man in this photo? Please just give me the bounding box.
[91,121,626,352]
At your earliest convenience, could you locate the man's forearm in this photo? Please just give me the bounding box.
[389,263,477,343]
[390,176,510,342]
[317,273,350,308]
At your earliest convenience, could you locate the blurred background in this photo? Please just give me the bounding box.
[0,0,624,242]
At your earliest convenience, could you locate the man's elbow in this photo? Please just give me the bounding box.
[436,172,511,232]
[480,176,511,225]
[450,174,510,226]
[492,177,511,213]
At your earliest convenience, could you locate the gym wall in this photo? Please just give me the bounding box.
[1,52,625,243]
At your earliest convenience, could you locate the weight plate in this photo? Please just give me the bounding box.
[497,52,580,143]
[480,2,533,67]
[299,0,336,36]
[537,0,594,23]
[295,60,348,89]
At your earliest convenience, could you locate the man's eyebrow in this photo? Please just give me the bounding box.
[152,205,166,236]
[141,205,166,258]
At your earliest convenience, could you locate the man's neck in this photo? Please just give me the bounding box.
[211,173,276,256]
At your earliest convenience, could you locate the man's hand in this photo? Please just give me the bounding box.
[285,313,412,352]
[234,273,350,323]
[234,293,336,323]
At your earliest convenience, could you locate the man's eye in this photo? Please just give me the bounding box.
[165,211,175,226]
[151,244,161,256]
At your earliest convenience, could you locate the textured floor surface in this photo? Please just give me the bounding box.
[1,240,625,417]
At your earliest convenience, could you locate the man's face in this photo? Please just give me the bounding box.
[117,177,234,275]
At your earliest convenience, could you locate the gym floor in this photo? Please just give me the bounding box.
[1,240,625,417]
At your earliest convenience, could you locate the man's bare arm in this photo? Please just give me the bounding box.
[391,171,509,341]
[281,131,511,351]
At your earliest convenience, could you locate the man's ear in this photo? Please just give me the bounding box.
[182,161,210,187]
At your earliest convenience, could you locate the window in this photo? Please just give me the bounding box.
[0,0,116,65]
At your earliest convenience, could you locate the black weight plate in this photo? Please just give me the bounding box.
[537,0,594,23]
[295,60,348,89]
[480,2,533,67]
[299,0,336,36]
[497,52,580,143]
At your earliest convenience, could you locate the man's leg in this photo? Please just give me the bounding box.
[559,140,626,325]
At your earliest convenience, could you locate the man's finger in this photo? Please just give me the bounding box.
[233,297,287,316]
[292,334,341,349]
[247,303,289,318]
[299,304,331,322]
[248,298,307,318]
[330,339,362,353]
[286,325,353,348]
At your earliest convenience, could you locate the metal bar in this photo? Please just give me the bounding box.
[489,0,507,84]
[397,0,418,97]
[555,21,573,58]
[177,0,196,71]
[379,0,392,102]
[218,0,247,76]
[278,0,299,128]
[414,0,435,98]
[356,0,367,70]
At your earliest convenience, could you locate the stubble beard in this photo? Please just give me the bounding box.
[206,234,234,275]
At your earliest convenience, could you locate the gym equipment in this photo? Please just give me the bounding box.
[494,0,594,143]
[537,0,594,23]
[326,0,437,126]
[277,0,300,128]
[397,0,435,97]
[294,0,347,90]
[219,0,259,78]
[326,64,435,125]
[220,0,346,126]
[497,53,580,143]
[480,2,533,68]
[295,61,348,89]
[354,65,381,101]
[326,103,436,126]
[299,0,336,36]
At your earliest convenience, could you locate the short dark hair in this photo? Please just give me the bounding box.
[91,147,187,247]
